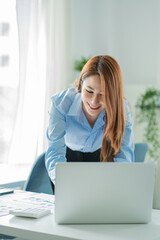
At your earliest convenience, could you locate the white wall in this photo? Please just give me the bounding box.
[70,0,160,142]
[72,0,160,84]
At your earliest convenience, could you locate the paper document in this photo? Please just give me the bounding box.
[0,190,55,217]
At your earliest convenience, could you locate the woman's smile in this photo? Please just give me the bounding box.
[87,102,101,110]
[81,75,105,127]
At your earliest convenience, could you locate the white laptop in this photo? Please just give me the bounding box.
[55,162,155,224]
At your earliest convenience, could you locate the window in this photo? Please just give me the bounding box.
[0,0,19,164]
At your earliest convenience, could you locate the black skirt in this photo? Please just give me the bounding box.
[50,147,101,193]
[66,147,100,162]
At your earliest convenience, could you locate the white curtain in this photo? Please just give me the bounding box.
[8,0,73,165]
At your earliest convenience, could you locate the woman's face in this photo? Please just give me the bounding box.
[81,75,105,123]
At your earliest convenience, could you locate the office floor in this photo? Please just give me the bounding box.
[0,164,31,187]
[0,235,26,240]
[0,234,14,240]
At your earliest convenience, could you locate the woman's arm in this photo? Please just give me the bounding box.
[45,99,66,185]
[114,100,134,162]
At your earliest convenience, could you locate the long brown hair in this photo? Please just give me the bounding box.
[76,55,125,162]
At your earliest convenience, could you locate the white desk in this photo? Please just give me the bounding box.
[0,209,160,240]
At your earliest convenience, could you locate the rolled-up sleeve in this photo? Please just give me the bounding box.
[114,100,134,162]
[45,99,66,185]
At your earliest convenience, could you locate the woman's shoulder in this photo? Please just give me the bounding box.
[124,98,130,112]
[124,98,132,124]
[51,88,77,114]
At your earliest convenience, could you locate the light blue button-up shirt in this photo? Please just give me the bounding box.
[45,88,134,184]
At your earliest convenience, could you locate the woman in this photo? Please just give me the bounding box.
[45,55,134,185]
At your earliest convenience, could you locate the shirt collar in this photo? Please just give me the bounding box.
[93,110,106,129]
[68,91,82,116]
